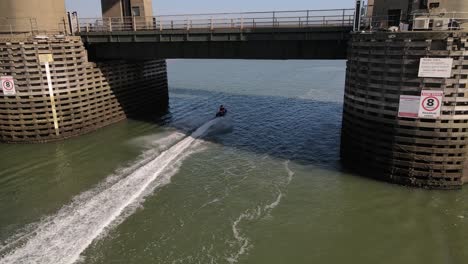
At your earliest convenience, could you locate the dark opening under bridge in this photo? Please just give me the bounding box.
[77,9,355,60]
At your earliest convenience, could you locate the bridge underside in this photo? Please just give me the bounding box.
[82,27,351,60]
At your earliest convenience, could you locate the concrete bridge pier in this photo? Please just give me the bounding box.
[0,36,169,143]
[341,31,468,189]
[0,0,169,143]
[341,0,468,189]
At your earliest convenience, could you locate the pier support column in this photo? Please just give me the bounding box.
[341,31,468,189]
[0,36,168,143]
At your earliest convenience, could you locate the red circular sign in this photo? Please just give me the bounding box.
[2,80,14,90]
[422,96,440,112]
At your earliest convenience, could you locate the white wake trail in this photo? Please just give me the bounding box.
[1,119,219,264]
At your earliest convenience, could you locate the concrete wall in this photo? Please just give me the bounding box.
[102,0,153,18]
[372,0,410,21]
[0,36,168,143]
[101,0,126,17]
[372,0,468,16]
[371,0,468,28]
[131,0,153,17]
[427,0,468,13]
[366,0,375,17]
[0,0,66,33]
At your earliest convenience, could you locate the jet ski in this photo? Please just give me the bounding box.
[216,110,227,117]
[216,105,227,117]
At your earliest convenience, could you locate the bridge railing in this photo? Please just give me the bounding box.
[410,12,468,31]
[359,12,468,32]
[77,9,355,33]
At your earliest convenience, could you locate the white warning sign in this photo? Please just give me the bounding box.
[1,76,16,96]
[418,90,443,119]
[398,95,420,118]
[418,58,453,78]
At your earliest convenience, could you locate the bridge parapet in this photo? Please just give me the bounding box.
[77,9,354,60]
[77,9,355,33]
[360,11,468,32]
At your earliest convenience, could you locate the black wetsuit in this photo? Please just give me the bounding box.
[217,108,227,117]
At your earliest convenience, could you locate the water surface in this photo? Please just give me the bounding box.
[1,60,467,264]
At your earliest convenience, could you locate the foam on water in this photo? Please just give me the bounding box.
[226,160,295,264]
[128,131,186,150]
[0,119,219,264]
[284,160,295,185]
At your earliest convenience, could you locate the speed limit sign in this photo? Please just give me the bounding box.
[1,76,16,96]
[418,90,443,119]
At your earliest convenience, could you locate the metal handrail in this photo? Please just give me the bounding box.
[358,12,468,32]
[77,9,355,33]
[155,8,355,18]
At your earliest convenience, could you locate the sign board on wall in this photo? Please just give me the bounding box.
[418,58,453,78]
[398,95,420,118]
[418,90,443,119]
[1,76,16,96]
[38,54,54,63]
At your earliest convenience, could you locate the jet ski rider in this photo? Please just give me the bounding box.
[217,105,227,116]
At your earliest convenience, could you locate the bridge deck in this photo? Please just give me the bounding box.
[78,9,354,60]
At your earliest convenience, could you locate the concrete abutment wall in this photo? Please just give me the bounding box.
[0,36,168,143]
[341,32,468,189]
[0,0,67,33]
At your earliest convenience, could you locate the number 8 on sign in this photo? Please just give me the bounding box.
[422,96,439,112]
[4,81,12,90]
[1,76,16,96]
[427,99,434,107]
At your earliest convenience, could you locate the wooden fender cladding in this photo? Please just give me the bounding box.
[0,36,168,143]
[341,31,468,189]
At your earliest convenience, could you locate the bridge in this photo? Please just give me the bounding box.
[77,9,355,60]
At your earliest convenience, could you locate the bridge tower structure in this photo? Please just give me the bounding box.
[102,0,154,18]
[0,0,168,143]
[0,0,67,33]
[341,0,468,189]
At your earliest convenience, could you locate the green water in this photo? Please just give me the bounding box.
[1,60,468,264]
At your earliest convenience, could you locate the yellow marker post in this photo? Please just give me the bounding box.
[39,53,60,136]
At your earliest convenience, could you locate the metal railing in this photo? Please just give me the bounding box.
[77,9,355,33]
[358,12,468,32]
[411,12,468,31]
[360,15,403,31]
